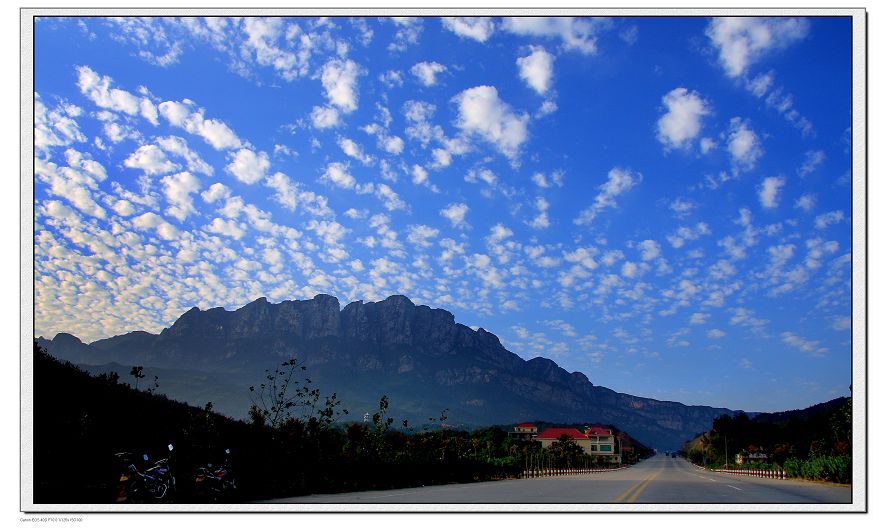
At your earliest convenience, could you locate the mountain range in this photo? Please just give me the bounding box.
[37,294,740,450]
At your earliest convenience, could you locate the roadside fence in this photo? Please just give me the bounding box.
[690,461,786,480]
[521,466,627,479]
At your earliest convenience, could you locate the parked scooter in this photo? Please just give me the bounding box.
[194,448,236,502]
[115,444,176,503]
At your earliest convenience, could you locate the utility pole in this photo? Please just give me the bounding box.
[725,437,729,470]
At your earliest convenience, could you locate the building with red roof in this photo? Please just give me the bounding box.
[534,425,620,463]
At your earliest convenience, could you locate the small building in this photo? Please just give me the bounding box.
[508,423,538,441]
[584,426,617,458]
[735,451,769,465]
[535,425,621,463]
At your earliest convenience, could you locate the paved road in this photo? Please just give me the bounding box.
[259,453,851,505]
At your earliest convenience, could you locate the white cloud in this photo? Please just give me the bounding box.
[402,100,441,147]
[517,46,555,96]
[669,198,694,218]
[441,17,496,43]
[487,223,514,244]
[453,85,529,160]
[815,210,845,230]
[264,172,299,210]
[410,61,447,87]
[536,100,558,118]
[320,58,361,113]
[161,171,201,221]
[832,316,851,331]
[564,247,598,269]
[528,197,551,230]
[746,71,775,97]
[727,117,763,172]
[621,261,639,278]
[531,171,564,188]
[708,329,726,338]
[307,219,349,246]
[700,137,717,154]
[378,70,404,88]
[768,243,795,270]
[156,136,213,176]
[132,212,180,240]
[804,238,838,270]
[321,162,357,190]
[205,217,245,240]
[729,307,767,330]
[689,312,709,325]
[198,118,242,151]
[440,202,469,229]
[241,17,306,81]
[465,168,497,187]
[124,144,179,175]
[666,222,711,248]
[35,157,108,219]
[112,199,136,217]
[103,18,183,69]
[76,65,142,116]
[406,224,440,248]
[798,150,826,177]
[758,176,786,209]
[502,17,603,54]
[338,137,373,165]
[574,167,641,226]
[225,149,270,184]
[374,183,407,212]
[431,148,452,168]
[637,239,662,261]
[158,99,242,150]
[781,331,827,356]
[466,253,507,289]
[35,95,86,153]
[388,17,423,53]
[706,17,810,78]
[381,135,405,155]
[310,105,341,129]
[201,182,232,204]
[794,194,816,212]
[656,87,710,151]
[411,164,429,186]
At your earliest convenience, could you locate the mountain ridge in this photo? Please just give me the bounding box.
[38,293,740,450]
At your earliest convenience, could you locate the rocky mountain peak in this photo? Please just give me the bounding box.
[38,293,741,449]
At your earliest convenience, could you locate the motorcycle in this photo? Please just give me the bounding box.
[194,448,236,502]
[115,444,176,503]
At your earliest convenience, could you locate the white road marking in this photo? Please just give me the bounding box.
[727,485,743,491]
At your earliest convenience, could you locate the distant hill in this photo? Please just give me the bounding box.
[749,397,850,424]
[38,293,741,450]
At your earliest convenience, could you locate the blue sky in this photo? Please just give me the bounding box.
[32,16,854,412]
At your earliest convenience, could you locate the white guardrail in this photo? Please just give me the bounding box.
[690,461,786,480]
[521,466,627,478]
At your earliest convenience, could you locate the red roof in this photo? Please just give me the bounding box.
[517,423,536,428]
[585,426,613,436]
[536,428,588,440]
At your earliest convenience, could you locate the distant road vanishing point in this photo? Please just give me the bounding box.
[258,454,851,508]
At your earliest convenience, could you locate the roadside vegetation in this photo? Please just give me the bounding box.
[33,345,650,503]
[683,399,852,484]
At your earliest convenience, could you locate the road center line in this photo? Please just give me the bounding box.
[613,471,662,503]
[727,485,743,491]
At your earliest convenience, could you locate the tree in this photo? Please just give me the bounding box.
[129,366,145,390]
[248,357,320,429]
[548,434,585,468]
[370,395,394,459]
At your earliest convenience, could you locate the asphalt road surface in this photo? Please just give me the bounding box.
[259,453,851,505]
